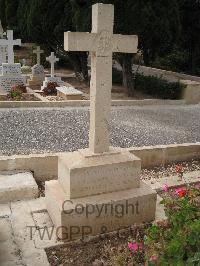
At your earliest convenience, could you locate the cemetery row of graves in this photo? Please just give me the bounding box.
[1,19,200,105]
[0,3,200,266]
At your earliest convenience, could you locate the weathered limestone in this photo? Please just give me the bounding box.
[64,4,138,154]
[181,79,200,104]
[46,3,156,241]
[56,86,83,100]
[46,180,156,240]
[58,149,141,199]
[0,171,38,203]
[28,64,45,90]
[28,46,45,89]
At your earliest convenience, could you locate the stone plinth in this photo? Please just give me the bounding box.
[56,86,83,100]
[0,63,25,93]
[181,80,200,104]
[46,179,156,241]
[45,148,157,241]
[27,64,45,90]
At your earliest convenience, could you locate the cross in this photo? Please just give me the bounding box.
[46,52,59,78]
[33,46,44,65]
[64,3,138,154]
[0,30,21,64]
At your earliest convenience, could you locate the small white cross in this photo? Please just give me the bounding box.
[46,52,59,78]
[0,30,21,64]
[33,46,44,65]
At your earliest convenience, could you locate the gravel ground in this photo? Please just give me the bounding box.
[0,104,200,156]
[141,159,200,180]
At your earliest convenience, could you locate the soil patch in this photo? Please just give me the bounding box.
[0,93,40,101]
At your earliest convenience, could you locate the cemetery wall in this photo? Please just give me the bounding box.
[0,143,199,181]
[0,99,185,108]
[133,64,200,83]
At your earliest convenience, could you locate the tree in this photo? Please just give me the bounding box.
[178,0,200,74]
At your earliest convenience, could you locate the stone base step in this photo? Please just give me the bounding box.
[0,171,38,203]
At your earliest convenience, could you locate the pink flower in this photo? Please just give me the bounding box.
[163,184,169,192]
[175,188,187,198]
[128,242,139,252]
[175,165,183,173]
[149,255,158,262]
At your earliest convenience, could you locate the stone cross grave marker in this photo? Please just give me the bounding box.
[0,30,21,64]
[65,3,138,154]
[33,46,44,65]
[46,4,156,241]
[46,52,59,78]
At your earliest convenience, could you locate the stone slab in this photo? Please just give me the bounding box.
[0,204,11,218]
[10,200,50,266]
[144,170,200,191]
[32,211,53,229]
[0,171,38,203]
[0,218,23,265]
[56,86,83,100]
[45,180,157,241]
[58,149,141,199]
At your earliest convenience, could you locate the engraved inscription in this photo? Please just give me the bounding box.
[95,30,113,56]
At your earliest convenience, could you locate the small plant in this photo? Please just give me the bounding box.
[43,82,58,96]
[175,164,184,180]
[145,185,200,265]
[10,84,27,100]
[21,65,31,74]
[112,163,200,266]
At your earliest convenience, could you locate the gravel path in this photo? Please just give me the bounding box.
[0,104,200,156]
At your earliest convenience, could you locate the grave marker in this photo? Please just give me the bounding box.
[0,30,21,64]
[33,46,44,65]
[46,4,156,241]
[46,52,59,78]
[41,52,64,90]
[65,4,137,153]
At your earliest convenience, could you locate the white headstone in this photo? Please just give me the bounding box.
[33,46,44,65]
[0,63,25,93]
[0,30,21,64]
[46,52,59,78]
[64,3,138,153]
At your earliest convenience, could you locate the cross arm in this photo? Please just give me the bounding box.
[64,32,96,52]
[15,39,21,46]
[113,35,138,53]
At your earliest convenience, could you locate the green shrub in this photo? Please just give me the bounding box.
[112,68,184,99]
[135,73,184,99]
[112,184,200,265]
[152,49,189,73]
[9,84,27,100]
[145,185,200,265]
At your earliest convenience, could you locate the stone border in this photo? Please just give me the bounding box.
[0,99,185,108]
[0,143,199,181]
